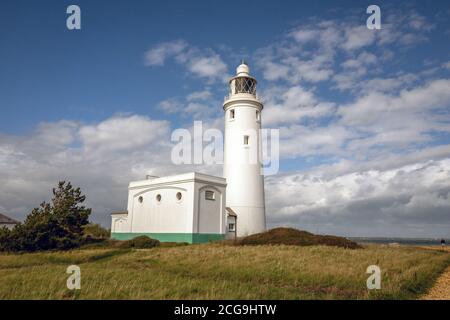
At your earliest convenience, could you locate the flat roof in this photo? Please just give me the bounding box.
[111,211,128,216]
[129,172,226,189]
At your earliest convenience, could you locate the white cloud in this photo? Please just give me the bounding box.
[158,89,218,120]
[266,158,450,237]
[339,79,450,128]
[279,124,353,158]
[144,40,228,82]
[341,51,377,70]
[285,56,334,83]
[443,61,450,70]
[408,13,435,31]
[261,62,290,81]
[159,98,183,114]
[79,115,170,154]
[187,90,212,101]
[185,102,215,119]
[332,78,450,156]
[144,40,188,66]
[355,73,418,94]
[290,29,319,43]
[262,85,335,127]
[341,26,376,51]
[186,55,227,80]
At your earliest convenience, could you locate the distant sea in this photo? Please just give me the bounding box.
[349,237,449,246]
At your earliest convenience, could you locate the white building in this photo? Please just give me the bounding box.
[111,173,227,243]
[111,62,266,243]
[0,213,19,230]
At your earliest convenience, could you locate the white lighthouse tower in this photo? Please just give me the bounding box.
[223,61,266,237]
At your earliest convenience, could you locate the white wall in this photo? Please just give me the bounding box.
[111,215,128,233]
[197,185,226,234]
[129,182,194,234]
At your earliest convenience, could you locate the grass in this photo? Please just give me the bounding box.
[0,243,448,299]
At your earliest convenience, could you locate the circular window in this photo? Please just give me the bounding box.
[176,192,182,201]
[156,194,162,202]
[138,196,143,203]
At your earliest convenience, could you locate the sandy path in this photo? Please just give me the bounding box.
[420,247,450,300]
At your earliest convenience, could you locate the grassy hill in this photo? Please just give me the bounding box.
[234,227,361,249]
[0,242,449,299]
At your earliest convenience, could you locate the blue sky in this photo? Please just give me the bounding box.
[1,0,450,237]
[2,0,448,133]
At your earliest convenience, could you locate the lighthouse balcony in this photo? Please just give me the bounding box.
[224,92,261,103]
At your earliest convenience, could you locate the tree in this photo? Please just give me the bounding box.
[0,181,92,252]
[51,181,90,235]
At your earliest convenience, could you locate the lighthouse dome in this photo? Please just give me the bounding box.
[236,62,250,76]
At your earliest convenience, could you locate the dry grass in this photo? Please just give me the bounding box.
[0,243,448,300]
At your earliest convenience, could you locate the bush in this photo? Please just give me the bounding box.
[120,236,160,249]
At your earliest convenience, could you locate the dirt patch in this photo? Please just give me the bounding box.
[420,246,450,300]
[421,265,450,300]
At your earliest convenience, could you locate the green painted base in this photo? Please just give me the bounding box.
[111,232,225,244]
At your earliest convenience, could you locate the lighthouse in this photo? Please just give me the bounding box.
[223,61,266,237]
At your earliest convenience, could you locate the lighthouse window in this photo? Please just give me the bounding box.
[244,135,249,145]
[138,196,143,203]
[230,109,235,119]
[156,194,162,202]
[176,192,182,201]
[228,223,235,232]
[256,110,261,121]
[205,190,215,200]
[234,77,256,95]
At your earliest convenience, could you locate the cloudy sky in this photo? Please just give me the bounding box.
[1,0,450,237]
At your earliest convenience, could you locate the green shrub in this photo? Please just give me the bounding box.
[120,236,160,249]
